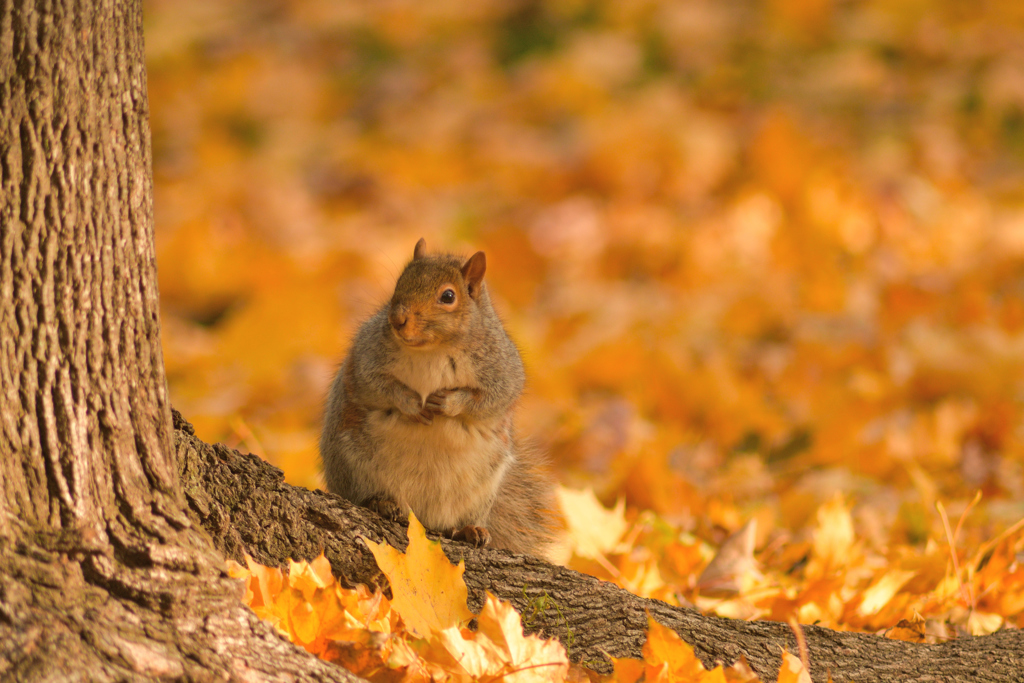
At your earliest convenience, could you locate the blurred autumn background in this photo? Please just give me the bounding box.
[146,0,1024,638]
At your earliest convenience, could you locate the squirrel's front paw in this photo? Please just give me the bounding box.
[452,525,491,548]
[395,386,432,425]
[366,496,406,522]
[425,388,472,417]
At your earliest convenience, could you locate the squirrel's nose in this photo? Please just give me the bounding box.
[389,308,408,330]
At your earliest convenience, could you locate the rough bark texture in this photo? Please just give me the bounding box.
[173,411,1024,683]
[0,1,360,680]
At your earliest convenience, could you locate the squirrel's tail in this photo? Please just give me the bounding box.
[486,443,563,559]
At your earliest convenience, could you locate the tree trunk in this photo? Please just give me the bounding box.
[172,412,1024,683]
[0,2,358,680]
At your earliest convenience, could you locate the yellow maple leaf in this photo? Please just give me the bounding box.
[477,593,570,682]
[557,486,628,560]
[433,626,505,678]
[776,651,812,683]
[363,512,474,637]
[414,593,569,683]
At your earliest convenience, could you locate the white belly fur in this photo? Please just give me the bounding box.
[368,348,508,530]
[389,346,469,400]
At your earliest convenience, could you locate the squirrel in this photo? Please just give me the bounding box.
[319,238,558,557]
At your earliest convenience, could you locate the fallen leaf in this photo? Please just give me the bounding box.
[698,520,761,597]
[886,615,927,643]
[477,593,570,682]
[808,494,855,578]
[245,555,284,609]
[611,656,645,683]
[643,615,728,682]
[288,553,334,601]
[363,512,474,637]
[413,593,569,683]
[776,651,812,683]
[857,569,915,618]
[967,610,1002,636]
[557,486,628,560]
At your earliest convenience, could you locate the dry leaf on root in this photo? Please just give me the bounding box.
[776,651,812,683]
[364,512,474,637]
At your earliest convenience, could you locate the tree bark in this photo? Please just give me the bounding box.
[172,411,1024,683]
[0,1,359,680]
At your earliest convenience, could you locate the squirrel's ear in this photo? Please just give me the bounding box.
[461,251,486,298]
[413,238,427,260]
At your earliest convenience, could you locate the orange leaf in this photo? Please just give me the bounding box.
[886,616,927,643]
[611,657,645,683]
[288,553,334,601]
[245,555,284,609]
[776,651,812,683]
[643,615,728,681]
[290,593,321,645]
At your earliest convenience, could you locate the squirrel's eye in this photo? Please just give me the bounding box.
[440,289,456,305]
